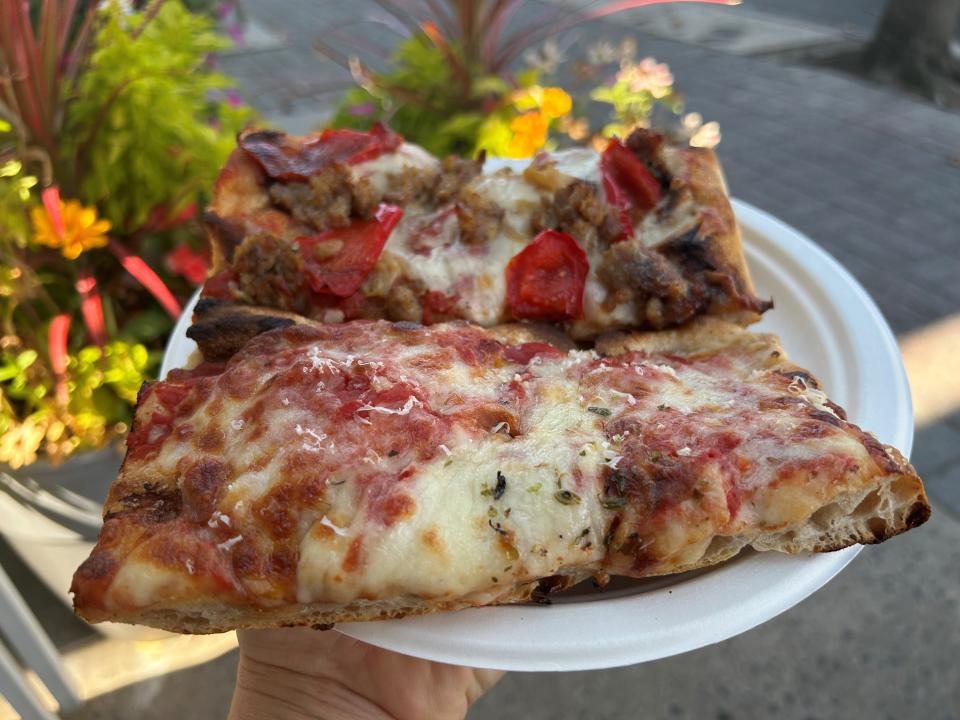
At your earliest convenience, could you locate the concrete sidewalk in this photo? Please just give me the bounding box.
[8,1,960,717]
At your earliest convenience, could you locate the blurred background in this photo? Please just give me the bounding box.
[1,0,958,718]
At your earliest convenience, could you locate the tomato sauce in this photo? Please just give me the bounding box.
[126,363,225,462]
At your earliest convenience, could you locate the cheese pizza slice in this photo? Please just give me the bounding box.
[199,125,769,342]
[71,317,928,633]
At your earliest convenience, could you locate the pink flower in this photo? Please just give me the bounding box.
[620,57,674,98]
[166,245,209,286]
[226,23,244,44]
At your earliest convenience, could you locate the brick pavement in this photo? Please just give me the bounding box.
[29,2,960,718]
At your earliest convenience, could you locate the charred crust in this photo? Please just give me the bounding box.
[807,409,844,428]
[530,574,570,604]
[862,498,931,545]
[861,434,904,475]
[203,211,247,267]
[905,500,932,530]
[758,396,805,411]
[777,369,821,390]
[107,485,183,524]
[749,295,775,314]
[311,623,336,631]
[657,226,772,317]
[193,297,227,318]
[824,399,848,421]
[238,128,285,145]
[187,304,297,363]
[657,225,717,274]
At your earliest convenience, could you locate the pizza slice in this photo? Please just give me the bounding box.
[199,125,770,340]
[71,316,928,633]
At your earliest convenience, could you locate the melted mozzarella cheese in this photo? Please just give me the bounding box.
[381,169,546,326]
[547,148,602,185]
[350,143,439,196]
[101,323,897,616]
[352,142,701,331]
[297,366,609,603]
[470,170,544,237]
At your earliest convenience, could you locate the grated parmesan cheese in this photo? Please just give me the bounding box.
[655,363,679,378]
[217,535,243,552]
[677,446,692,457]
[371,375,393,392]
[295,424,328,452]
[787,376,808,394]
[362,451,382,466]
[304,346,344,374]
[318,516,349,537]
[208,511,231,528]
[357,395,422,416]
[604,454,624,469]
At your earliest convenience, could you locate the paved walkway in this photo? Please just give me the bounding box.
[9,2,960,718]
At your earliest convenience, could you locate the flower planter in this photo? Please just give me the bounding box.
[1,447,171,640]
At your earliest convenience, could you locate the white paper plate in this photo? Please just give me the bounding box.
[162,199,912,672]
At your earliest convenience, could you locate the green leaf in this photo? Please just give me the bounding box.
[514,67,541,88]
[121,309,172,343]
[15,350,37,370]
[61,0,253,233]
[473,76,511,96]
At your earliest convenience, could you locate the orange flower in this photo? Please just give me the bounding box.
[31,199,110,260]
[540,87,572,119]
[507,111,549,158]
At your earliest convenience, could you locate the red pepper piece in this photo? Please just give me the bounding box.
[600,138,663,240]
[296,204,404,298]
[505,230,589,321]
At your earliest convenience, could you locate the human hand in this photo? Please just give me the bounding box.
[229,627,504,720]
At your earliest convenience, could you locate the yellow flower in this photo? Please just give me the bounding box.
[507,111,549,158]
[540,87,572,119]
[0,417,46,469]
[31,199,111,260]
